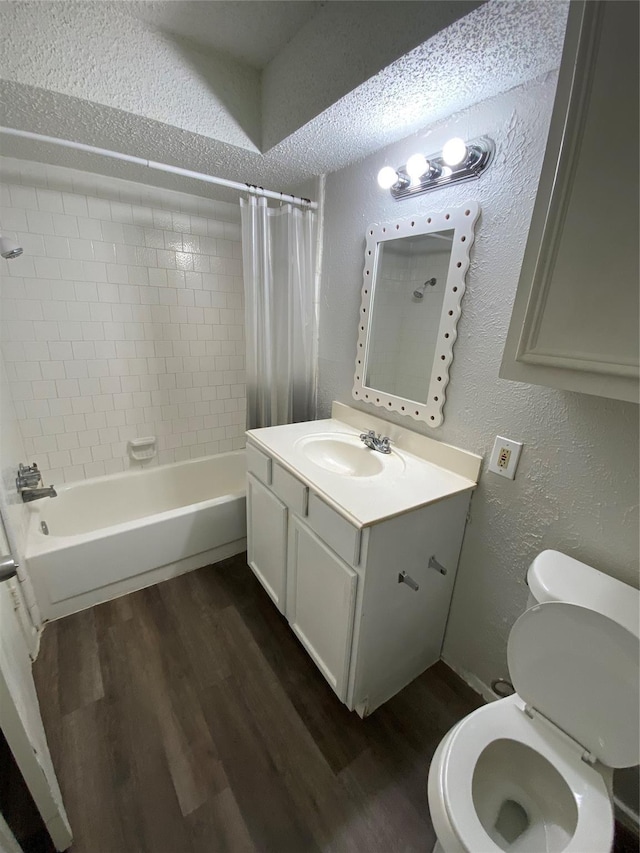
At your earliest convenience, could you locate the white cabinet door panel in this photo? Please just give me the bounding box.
[500,1,639,403]
[247,474,287,613]
[288,518,357,701]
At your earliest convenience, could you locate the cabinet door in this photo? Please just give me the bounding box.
[247,473,287,613]
[500,2,639,403]
[351,491,471,716]
[288,517,357,701]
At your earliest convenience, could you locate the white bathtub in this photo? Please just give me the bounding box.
[25,451,247,621]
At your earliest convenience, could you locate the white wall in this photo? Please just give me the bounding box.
[0,158,246,485]
[318,71,640,698]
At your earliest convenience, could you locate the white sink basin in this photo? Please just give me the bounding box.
[295,433,405,478]
[247,405,481,526]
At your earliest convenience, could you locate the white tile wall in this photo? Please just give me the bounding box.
[0,157,246,484]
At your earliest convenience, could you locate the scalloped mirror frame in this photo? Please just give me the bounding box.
[352,200,480,427]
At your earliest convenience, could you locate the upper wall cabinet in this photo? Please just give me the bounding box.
[500,1,639,404]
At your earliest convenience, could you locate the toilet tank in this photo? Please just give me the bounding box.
[526,550,639,635]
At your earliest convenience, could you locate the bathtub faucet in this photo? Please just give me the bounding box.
[21,486,57,503]
[16,462,56,501]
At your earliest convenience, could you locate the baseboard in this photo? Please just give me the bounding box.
[440,655,496,704]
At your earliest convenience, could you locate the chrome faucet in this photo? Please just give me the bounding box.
[16,462,42,491]
[16,463,57,502]
[359,429,392,454]
[21,486,57,503]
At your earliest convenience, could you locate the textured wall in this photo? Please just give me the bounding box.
[0,157,246,485]
[318,72,640,700]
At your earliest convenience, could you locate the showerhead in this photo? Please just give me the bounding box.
[0,235,23,260]
[412,277,436,299]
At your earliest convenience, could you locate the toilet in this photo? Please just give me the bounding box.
[428,550,640,853]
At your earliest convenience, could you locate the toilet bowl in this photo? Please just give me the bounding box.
[429,694,614,853]
[428,553,640,853]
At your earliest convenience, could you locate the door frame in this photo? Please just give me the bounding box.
[0,511,72,851]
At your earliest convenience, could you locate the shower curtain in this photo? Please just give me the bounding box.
[240,196,317,430]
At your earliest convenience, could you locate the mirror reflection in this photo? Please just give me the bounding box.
[365,230,454,404]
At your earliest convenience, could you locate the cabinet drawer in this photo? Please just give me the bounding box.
[272,463,308,517]
[246,442,272,485]
[306,492,361,566]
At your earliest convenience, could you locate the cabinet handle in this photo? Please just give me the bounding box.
[398,571,419,591]
[428,555,447,576]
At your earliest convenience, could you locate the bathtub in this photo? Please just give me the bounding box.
[25,451,247,621]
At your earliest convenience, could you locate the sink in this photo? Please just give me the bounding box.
[295,433,405,478]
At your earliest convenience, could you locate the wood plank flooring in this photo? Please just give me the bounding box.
[32,554,485,853]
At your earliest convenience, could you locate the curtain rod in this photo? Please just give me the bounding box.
[0,127,318,209]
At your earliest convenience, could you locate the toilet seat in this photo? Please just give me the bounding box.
[434,695,613,853]
[508,602,640,768]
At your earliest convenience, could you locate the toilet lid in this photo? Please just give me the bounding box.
[508,602,640,768]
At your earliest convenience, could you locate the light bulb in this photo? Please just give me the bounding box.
[377,166,398,190]
[442,137,467,166]
[406,153,428,181]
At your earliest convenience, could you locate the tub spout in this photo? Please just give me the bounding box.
[21,486,57,503]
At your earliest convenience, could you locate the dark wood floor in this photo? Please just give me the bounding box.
[33,554,484,852]
[31,555,640,853]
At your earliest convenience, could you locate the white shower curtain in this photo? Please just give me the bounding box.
[240,196,317,429]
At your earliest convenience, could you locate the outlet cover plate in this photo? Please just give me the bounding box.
[488,435,523,480]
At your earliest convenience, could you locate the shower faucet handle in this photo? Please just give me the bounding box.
[16,462,42,491]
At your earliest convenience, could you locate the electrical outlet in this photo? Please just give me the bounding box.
[497,446,511,469]
[488,436,523,480]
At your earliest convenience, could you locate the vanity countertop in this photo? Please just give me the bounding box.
[246,402,482,528]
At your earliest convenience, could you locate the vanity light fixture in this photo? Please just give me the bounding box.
[441,137,468,166]
[377,136,494,200]
[406,153,429,182]
[377,166,401,190]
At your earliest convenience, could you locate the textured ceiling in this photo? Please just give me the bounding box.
[0,1,569,203]
[126,1,323,69]
[0,0,481,152]
[259,0,482,149]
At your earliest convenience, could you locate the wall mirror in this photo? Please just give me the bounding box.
[353,201,480,426]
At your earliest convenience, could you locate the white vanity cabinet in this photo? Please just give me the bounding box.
[245,435,474,716]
